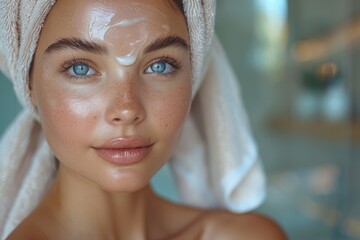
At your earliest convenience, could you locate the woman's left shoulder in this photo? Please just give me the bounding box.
[201,211,287,240]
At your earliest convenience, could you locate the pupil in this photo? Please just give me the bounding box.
[73,64,89,75]
[151,62,166,73]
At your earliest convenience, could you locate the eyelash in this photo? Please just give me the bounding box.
[145,56,182,75]
[59,56,183,80]
[60,58,97,80]
[158,56,182,70]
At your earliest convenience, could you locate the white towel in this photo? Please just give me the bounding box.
[0,0,265,238]
[172,36,265,211]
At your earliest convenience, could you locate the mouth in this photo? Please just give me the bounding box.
[93,137,154,166]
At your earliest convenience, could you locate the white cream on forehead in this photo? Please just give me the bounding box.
[88,3,170,67]
[116,52,137,66]
[88,10,146,41]
[88,9,115,40]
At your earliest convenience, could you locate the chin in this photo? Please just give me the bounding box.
[95,168,153,193]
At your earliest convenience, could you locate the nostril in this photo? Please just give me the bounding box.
[113,117,121,122]
[107,99,145,125]
[112,116,141,124]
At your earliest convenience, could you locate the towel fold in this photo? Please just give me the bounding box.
[172,36,265,211]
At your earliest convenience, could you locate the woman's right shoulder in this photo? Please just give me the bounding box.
[7,220,49,240]
[5,204,58,240]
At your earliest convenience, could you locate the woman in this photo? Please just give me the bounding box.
[0,0,286,239]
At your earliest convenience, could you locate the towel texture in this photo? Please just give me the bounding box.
[0,0,265,238]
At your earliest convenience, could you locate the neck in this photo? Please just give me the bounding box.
[43,164,158,239]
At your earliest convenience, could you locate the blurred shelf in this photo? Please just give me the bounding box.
[268,116,360,141]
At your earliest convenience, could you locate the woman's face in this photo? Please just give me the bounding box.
[30,0,191,192]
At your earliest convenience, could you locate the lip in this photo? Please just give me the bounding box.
[93,137,154,166]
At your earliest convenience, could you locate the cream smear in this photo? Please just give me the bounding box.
[116,51,137,66]
[88,3,170,67]
[88,8,115,40]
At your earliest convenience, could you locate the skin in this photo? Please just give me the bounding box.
[8,0,287,239]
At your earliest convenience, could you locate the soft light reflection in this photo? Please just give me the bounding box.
[316,63,338,81]
[294,16,360,62]
[256,0,287,22]
[254,0,287,74]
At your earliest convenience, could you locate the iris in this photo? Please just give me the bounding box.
[72,64,90,76]
[150,61,167,73]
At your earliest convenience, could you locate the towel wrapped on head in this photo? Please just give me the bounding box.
[0,0,266,238]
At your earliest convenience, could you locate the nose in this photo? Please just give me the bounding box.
[105,79,145,126]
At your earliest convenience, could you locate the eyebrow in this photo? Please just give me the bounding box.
[45,37,108,55]
[144,35,189,53]
[44,35,189,55]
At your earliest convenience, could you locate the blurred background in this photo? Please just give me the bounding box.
[213,0,359,239]
[1,1,359,239]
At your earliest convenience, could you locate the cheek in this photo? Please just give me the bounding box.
[35,85,100,147]
[151,80,192,137]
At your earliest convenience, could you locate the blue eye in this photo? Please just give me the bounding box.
[145,60,174,74]
[68,63,95,77]
[150,61,166,73]
[73,64,89,75]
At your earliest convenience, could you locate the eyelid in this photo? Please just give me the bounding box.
[144,56,182,74]
[61,58,93,71]
[60,58,99,79]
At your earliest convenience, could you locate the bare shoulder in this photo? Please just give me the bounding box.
[6,206,57,240]
[7,220,49,240]
[201,211,287,240]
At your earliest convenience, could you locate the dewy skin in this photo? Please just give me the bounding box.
[87,3,170,66]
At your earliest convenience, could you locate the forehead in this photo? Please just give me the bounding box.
[51,0,182,19]
[38,0,188,50]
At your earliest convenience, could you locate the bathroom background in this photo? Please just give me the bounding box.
[1,1,359,239]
